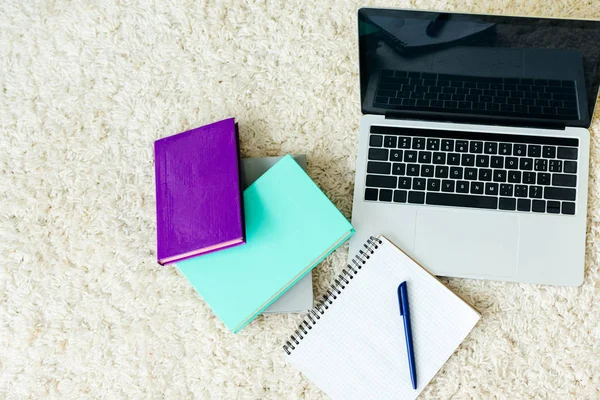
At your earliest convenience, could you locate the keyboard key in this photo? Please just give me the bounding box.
[484,142,498,154]
[538,172,551,185]
[394,190,408,203]
[435,166,449,178]
[421,165,434,177]
[562,202,576,215]
[532,200,546,213]
[559,160,576,174]
[392,163,406,175]
[450,167,463,179]
[505,157,519,169]
[426,193,497,209]
[412,138,425,150]
[523,172,536,184]
[365,188,378,201]
[447,153,461,165]
[508,171,522,183]
[419,151,432,164]
[407,164,420,176]
[389,149,403,161]
[398,137,411,148]
[494,170,507,182]
[534,159,548,171]
[557,108,578,117]
[374,96,389,105]
[379,189,393,201]
[485,182,499,195]
[476,155,490,167]
[393,190,407,203]
[408,191,425,204]
[499,197,516,210]
[500,184,514,196]
[433,152,446,164]
[491,156,504,169]
[543,146,556,158]
[368,148,388,161]
[465,168,478,180]
[544,187,576,201]
[515,185,528,197]
[528,145,541,157]
[366,174,396,188]
[442,180,455,192]
[384,136,397,148]
[460,154,475,167]
[370,135,383,147]
[456,140,469,152]
[441,139,454,152]
[427,138,440,150]
[456,181,469,193]
[413,178,426,190]
[499,143,512,155]
[427,179,441,191]
[517,198,531,211]
[479,169,493,181]
[470,182,484,194]
[549,160,563,173]
[557,147,578,160]
[529,185,543,199]
[513,144,527,156]
[552,173,577,187]
[470,141,483,153]
[519,158,533,171]
[547,200,561,214]
[514,105,528,113]
[404,150,417,163]
[398,177,412,189]
[367,161,391,174]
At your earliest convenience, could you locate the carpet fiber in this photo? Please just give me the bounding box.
[1,0,600,398]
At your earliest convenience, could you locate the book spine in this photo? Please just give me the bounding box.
[283,236,384,355]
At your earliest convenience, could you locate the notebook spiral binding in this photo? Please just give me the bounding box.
[283,236,383,355]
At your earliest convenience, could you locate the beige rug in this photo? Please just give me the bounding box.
[1,0,599,398]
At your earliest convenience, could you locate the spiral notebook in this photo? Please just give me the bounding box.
[284,235,480,400]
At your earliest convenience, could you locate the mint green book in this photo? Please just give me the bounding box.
[177,155,354,333]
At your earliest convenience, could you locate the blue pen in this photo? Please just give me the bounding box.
[398,281,417,389]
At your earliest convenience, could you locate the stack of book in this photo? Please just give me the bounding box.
[154,118,355,332]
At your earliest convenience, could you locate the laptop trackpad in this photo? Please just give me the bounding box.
[414,208,519,279]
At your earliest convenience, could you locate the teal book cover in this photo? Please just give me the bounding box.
[177,155,354,333]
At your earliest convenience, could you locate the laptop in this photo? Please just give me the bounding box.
[349,8,600,286]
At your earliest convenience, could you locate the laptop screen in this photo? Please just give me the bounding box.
[358,9,600,128]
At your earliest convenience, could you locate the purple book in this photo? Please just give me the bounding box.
[154,118,245,265]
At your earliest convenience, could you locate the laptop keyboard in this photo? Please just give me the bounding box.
[374,70,579,120]
[365,126,579,215]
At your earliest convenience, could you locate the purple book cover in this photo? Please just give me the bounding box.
[154,118,245,265]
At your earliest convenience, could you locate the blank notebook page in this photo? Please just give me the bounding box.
[285,236,480,400]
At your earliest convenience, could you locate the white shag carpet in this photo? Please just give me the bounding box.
[1,0,600,398]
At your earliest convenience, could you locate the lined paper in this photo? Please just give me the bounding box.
[286,236,480,400]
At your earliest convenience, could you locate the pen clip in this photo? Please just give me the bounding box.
[397,283,404,316]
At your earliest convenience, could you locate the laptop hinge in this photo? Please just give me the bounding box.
[384,111,567,131]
